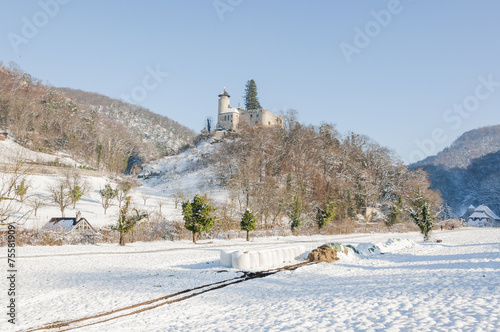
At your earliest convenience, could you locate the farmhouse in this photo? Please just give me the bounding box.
[461,205,500,227]
[216,89,283,131]
[43,211,95,232]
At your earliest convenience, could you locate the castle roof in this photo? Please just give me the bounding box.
[218,89,230,98]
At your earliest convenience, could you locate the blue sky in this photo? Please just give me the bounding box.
[1,0,500,164]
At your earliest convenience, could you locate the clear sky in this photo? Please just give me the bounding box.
[1,0,500,164]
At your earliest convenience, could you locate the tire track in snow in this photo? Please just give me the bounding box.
[23,261,315,332]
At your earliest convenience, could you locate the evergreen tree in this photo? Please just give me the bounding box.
[244,79,262,110]
[408,193,437,241]
[316,202,336,229]
[386,194,402,228]
[111,197,148,246]
[182,194,215,243]
[240,209,257,241]
[288,194,303,232]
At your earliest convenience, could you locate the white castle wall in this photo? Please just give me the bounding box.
[216,90,283,130]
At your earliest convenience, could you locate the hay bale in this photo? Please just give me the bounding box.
[307,245,339,263]
[323,243,348,255]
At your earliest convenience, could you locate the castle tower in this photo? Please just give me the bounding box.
[218,88,230,115]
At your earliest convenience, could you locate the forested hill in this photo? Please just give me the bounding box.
[410,125,500,216]
[58,87,195,157]
[0,63,195,173]
[412,125,500,169]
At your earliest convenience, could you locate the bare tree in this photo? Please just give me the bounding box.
[99,183,118,215]
[65,170,89,209]
[28,196,46,217]
[172,186,187,209]
[156,199,165,215]
[49,179,72,218]
[117,178,137,208]
[141,193,149,206]
[0,158,33,225]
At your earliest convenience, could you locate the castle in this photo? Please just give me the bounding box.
[216,89,283,131]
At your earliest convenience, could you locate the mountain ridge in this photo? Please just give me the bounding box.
[410,124,500,216]
[412,124,500,169]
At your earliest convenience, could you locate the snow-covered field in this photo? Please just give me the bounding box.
[2,228,499,331]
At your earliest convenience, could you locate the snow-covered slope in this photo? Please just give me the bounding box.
[138,140,228,204]
[0,137,78,166]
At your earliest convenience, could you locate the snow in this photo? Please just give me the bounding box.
[2,139,500,330]
[0,137,79,166]
[2,228,499,331]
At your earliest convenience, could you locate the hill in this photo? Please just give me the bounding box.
[412,125,500,169]
[58,87,195,157]
[410,125,500,216]
[0,63,195,173]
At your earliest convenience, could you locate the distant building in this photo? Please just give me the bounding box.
[43,211,95,232]
[0,132,7,141]
[461,205,500,227]
[216,89,283,131]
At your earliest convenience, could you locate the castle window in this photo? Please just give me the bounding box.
[268,122,271,125]
[250,114,253,119]
[256,114,259,117]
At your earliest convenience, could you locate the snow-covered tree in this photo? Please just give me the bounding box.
[408,191,440,241]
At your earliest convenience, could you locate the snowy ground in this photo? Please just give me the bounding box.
[2,228,499,331]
